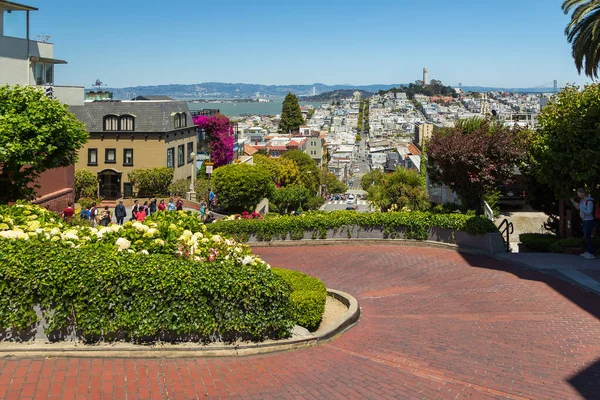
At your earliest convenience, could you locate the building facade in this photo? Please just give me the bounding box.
[71,100,197,199]
[1,1,84,211]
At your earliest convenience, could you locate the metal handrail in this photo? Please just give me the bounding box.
[498,218,514,252]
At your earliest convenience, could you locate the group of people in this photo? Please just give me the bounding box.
[68,197,186,227]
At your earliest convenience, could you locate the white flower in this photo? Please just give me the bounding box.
[63,231,79,241]
[193,232,204,239]
[111,224,122,232]
[0,230,19,239]
[50,228,60,236]
[241,255,254,265]
[154,238,165,246]
[115,237,131,250]
[140,250,149,255]
[211,235,222,243]
[132,222,149,232]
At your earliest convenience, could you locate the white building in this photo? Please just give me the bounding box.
[0,1,83,105]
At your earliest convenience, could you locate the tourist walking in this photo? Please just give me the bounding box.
[131,200,139,221]
[149,198,157,215]
[176,197,183,211]
[158,199,166,211]
[62,202,75,223]
[136,205,147,221]
[200,202,206,219]
[99,206,112,227]
[79,205,91,221]
[571,188,596,259]
[168,198,175,211]
[115,200,127,225]
[90,202,98,227]
[142,201,150,216]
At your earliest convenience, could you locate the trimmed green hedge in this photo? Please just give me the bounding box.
[272,268,327,331]
[519,233,559,252]
[0,240,294,342]
[208,211,498,242]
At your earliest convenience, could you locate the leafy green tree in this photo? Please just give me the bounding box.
[270,186,312,214]
[279,93,304,133]
[367,169,430,212]
[74,170,98,201]
[563,0,600,79]
[277,158,301,187]
[320,170,347,194]
[361,170,386,191]
[253,154,280,183]
[427,118,527,215]
[531,84,600,199]
[0,85,88,203]
[128,167,174,196]
[281,150,319,193]
[212,163,275,212]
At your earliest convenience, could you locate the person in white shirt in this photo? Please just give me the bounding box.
[570,188,595,259]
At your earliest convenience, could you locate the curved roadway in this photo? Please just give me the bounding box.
[1,245,599,399]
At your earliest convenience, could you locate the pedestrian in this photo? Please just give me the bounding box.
[149,198,157,215]
[158,199,166,211]
[90,202,98,227]
[142,200,150,216]
[62,202,75,223]
[176,197,183,211]
[571,188,596,259]
[115,200,127,225]
[168,198,175,211]
[131,200,139,221]
[99,206,112,227]
[204,212,215,224]
[136,205,147,221]
[79,205,91,221]
[200,202,206,219]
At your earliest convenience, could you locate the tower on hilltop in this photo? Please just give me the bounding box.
[423,68,428,86]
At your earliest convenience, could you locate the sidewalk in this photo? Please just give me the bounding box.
[496,252,600,296]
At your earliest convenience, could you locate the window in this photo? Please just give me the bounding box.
[174,113,188,129]
[120,115,135,131]
[88,148,98,166]
[33,62,54,85]
[181,113,187,127]
[187,142,194,163]
[167,147,175,168]
[105,148,116,164]
[123,182,133,198]
[103,115,119,131]
[177,144,185,167]
[123,148,133,166]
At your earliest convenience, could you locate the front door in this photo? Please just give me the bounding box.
[98,170,122,199]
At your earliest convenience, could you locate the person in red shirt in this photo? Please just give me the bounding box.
[62,202,75,222]
[158,199,166,211]
[136,207,147,221]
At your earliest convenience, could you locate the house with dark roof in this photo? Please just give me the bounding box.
[70,100,197,199]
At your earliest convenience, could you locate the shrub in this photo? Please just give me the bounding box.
[519,233,558,252]
[128,167,174,197]
[272,268,327,331]
[168,179,191,197]
[0,240,294,341]
[74,170,98,201]
[548,236,600,253]
[212,163,275,212]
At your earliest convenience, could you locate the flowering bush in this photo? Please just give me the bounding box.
[223,211,264,221]
[193,114,235,167]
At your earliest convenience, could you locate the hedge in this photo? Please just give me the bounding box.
[519,233,600,253]
[208,210,498,242]
[272,268,327,331]
[0,240,295,342]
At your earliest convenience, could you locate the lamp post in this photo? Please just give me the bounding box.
[188,152,197,201]
[205,161,214,211]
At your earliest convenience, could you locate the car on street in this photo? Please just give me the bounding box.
[346,195,355,204]
[345,206,356,211]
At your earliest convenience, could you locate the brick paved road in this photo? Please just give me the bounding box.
[2,245,599,399]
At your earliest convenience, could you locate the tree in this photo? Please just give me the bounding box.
[128,167,174,196]
[212,163,275,212]
[427,118,527,215]
[281,150,319,193]
[563,0,600,79]
[360,170,386,191]
[0,85,88,203]
[279,93,304,133]
[367,169,430,212]
[193,114,235,167]
[531,84,600,200]
[270,186,312,214]
[320,170,347,194]
[74,170,98,201]
[277,158,301,187]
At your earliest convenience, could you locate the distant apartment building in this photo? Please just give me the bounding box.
[414,123,433,149]
[70,100,196,199]
[0,0,85,211]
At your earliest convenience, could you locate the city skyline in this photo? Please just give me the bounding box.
[3,0,592,88]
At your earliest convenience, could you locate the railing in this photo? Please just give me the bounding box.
[483,201,494,221]
[498,218,514,252]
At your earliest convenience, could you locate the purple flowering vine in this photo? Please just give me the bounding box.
[193,114,235,167]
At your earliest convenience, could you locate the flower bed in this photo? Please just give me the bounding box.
[0,203,327,342]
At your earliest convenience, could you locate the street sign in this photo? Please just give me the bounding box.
[206,166,213,174]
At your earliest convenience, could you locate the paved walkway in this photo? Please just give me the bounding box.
[2,245,600,399]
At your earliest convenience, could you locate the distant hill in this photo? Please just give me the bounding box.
[91,82,559,100]
[300,89,374,101]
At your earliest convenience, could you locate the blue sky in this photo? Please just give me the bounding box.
[5,0,591,88]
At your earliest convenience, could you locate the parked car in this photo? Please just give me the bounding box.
[497,183,526,206]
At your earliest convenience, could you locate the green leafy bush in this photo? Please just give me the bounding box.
[272,268,327,331]
[74,170,98,201]
[0,239,294,341]
[128,167,174,197]
[518,233,558,252]
[208,210,498,241]
[212,163,275,212]
[548,236,600,253]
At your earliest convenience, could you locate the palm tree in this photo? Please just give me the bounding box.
[563,0,600,79]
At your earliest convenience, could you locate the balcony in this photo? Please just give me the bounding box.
[40,85,84,106]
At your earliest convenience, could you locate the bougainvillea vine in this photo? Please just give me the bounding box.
[193,114,235,167]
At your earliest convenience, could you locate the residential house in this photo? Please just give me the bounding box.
[70,100,196,199]
[0,0,84,211]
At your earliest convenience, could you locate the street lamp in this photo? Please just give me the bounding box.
[188,152,197,201]
[205,161,214,211]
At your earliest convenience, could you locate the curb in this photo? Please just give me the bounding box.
[0,290,359,359]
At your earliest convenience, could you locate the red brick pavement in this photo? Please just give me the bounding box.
[1,245,600,399]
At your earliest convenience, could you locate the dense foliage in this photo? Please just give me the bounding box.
[272,268,327,331]
[0,85,88,203]
[427,118,527,214]
[74,170,99,201]
[193,114,235,167]
[531,84,600,199]
[562,0,600,79]
[168,178,210,198]
[208,210,498,242]
[361,170,386,191]
[128,167,174,196]
[367,169,430,212]
[519,232,600,253]
[281,150,320,194]
[320,170,347,194]
[378,80,458,99]
[212,163,275,212]
[279,93,305,133]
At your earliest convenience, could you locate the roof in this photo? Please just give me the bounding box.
[286,141,301,148]
[244,144,259,155]
[69,101,194,133]
[408,143,421,155]
[132,95,174,101]
[0,1,37,11]
[408,155,421,172]
[268,146,288,151]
